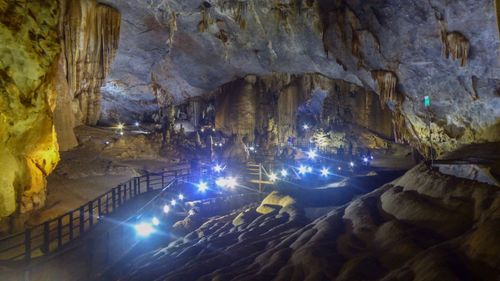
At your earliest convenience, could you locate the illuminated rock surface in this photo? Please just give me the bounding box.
[118,165,500,280]
[0,0,60,229]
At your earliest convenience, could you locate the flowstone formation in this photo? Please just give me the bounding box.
[98,0,500,156]
[0,0,61,229]
[116,165,500,281]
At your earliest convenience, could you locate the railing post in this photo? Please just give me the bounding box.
[79,206,85,236]
[69,212,74,240]
[105,193,109,214]
[133,177,137,196]
[137,177,141,194]
[57,217,62,248]
[97,198,102,220]
[88,201,94,228]
[43,221,50,253]
[129,180,132,198]
[146,174,151,192]
[117,185,122,206]
[24,229,32,269]
[112,188,117,210]
[161,172,165,187]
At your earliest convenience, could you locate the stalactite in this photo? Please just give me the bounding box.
[198,6,212,32]
[443,31,469,67]
[371,70,401,109]
[63,1,120,125]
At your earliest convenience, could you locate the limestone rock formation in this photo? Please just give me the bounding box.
[0,0,61,229]
[63,0,120,125]
[98,0,500,156]
[117,165,500,280]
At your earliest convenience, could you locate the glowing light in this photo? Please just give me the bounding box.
[249,146,255,152]
[320,167,330,177]
[269,172,278,182]
[212,128,216,132]
[216,177,227,187]
[303,124,309,130]
[307,149,318,160]
[119,131,124,136]
[214,164,223,173]
[350,162,354,167]
[201,128,205,132]
[280,169,288,177]
[134,121,140,127]
[135,222,155,237]
[198,181,208,192]
[298,165,307,175]
[307,166,313,173]
[226,177,238,189]
[152,217,160,226]
[178,194,184,200]
[338,167,342,171]
[370,156,374,160]
[363,157,369,163]
[116,123,125,130]
[105,141,110,145]
[163,205,170,214]
[171,199,177,206]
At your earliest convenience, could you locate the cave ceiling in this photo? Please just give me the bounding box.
[99,0,500,152]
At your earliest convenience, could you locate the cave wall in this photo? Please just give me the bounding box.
[0,0,121,230]
[0,0,61,229]
[214,73,394,148]
[111,0,499,157]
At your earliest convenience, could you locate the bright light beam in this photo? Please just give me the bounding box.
[171,199,177,206]
[135,222,155,237]
[320,167,330,177]
[280,169,288,177]
[163,205,170,214]
[298,165,308,175]
[268,172,278,182]
[198,181,208,192]
[151,217,160,226]
[307,149,318,160]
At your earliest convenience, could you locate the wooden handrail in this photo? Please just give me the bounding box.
[0,167,191,263]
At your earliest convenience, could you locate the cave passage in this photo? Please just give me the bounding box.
[0,0,499,281]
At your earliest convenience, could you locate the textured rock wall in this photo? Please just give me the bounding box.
[214,73,394,145]
[103,0,500,156]
[0,0,61,229]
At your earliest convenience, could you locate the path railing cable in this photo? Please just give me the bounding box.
[0,166,191,265]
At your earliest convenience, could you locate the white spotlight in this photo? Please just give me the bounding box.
[198,181,208,192]
[298,165,307,175]
[350,162,354,167]
[119,131,124,136]
[269,172,278,182]
[280,169,288,177]
[307,149,318,160]
[320,167,330,177]
[307,166,313,173]
[163,204,170,214]
[178,194,185,200]
[303,124,309,130]
[135,222,155,237]
[171,199,177,206]
[338,167,342,171]
[226,177,238,189]
[151,217,160,226]
[363,157,369,163]
[134,121,140,127]
[214,164,225,173]
[216,177,227,187]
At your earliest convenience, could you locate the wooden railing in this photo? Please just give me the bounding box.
[0,167,191,265]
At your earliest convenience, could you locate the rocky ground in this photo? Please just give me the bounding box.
[111,163,500,281]
[28,126,184,226]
